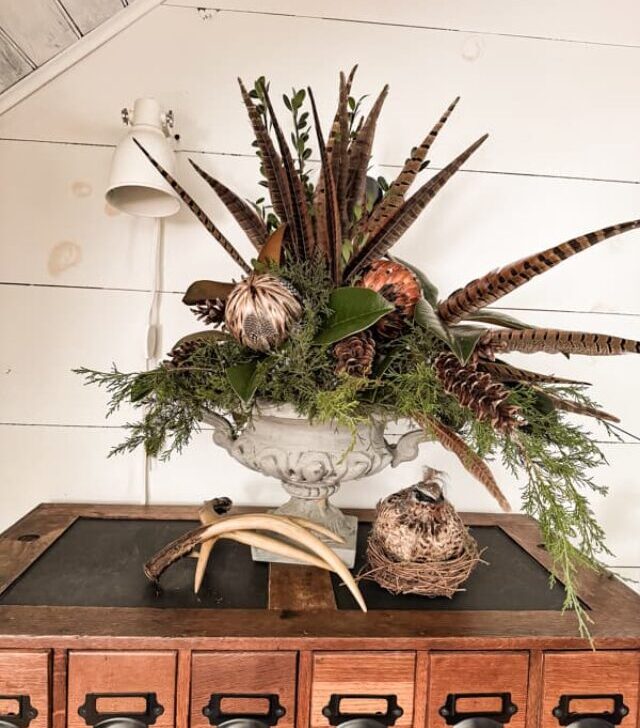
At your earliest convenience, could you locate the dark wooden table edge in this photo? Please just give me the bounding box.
[0,503,638,648]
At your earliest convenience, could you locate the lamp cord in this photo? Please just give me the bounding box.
[143,217,164,505]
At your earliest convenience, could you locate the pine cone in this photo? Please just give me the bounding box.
[166,339,202,369]
[224,273,303,352]
[191,298,226,327]
[333,330,376,377]
[357,260,421,339]
[434,351,524,432]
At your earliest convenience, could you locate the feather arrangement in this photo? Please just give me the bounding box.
[80,69,640,634]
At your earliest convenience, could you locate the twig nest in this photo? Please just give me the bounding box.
[224,273,302,352]
[364,468,481,598]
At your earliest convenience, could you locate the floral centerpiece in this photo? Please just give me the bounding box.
[78,68,640,631]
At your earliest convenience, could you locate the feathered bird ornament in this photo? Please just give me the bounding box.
[371,468,471,562]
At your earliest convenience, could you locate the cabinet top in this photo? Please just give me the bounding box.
[0,503,638,650]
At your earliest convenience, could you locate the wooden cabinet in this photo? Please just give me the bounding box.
[310,652,415,728]
[191,651,297,728]
[541,651,640,728]
[67,651,177,728]
[0,651,49,728]
[426,651,529,728]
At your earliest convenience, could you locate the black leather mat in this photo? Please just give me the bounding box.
[332,524,571,611]
[0,518,268,609]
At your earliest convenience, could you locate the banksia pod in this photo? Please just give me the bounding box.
[191,299,226,327]
[434,351,523,433]
[224,273,302,353]
[333,330,376,377]
[357,259,421,339]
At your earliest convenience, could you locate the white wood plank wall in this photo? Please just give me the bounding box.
[0,2,638,587]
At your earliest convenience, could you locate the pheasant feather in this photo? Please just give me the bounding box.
[541,392,620,423]
[309,87,342,283]
[484,328,640,356]
[421,415,511,512]
[261,87,315,259]
[344,134,488,280]
[188,159,268,250]
[364,96,460,239]
[479,360,589,386]
[133,139,251,274]
[238,79,290,227]
[345,85,389,230]
[438,220,640,324]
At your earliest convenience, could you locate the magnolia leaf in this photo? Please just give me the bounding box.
[183,280,235,306]
[464,308,532,330]
[448,325,487,365]
[257,223,286,265]
[413,298,450,346]
[172,330,229,350]
[227,361,259,403]
[391,256,439,307]
[315,287,394,345]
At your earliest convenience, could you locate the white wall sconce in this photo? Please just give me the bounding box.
[106,98,180,218]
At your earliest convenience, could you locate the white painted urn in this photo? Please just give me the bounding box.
[202,401,429,566]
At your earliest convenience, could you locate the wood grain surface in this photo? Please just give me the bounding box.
[191,652,297,728]
[310,651,416,728]
[0,651,49,728]
[427,651,529,728]
[541,651,640,728]
[67,651,177,728]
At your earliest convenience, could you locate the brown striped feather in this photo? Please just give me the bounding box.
[483,328,640,356]
[188,159,268,250]
[309,88,342,283]
[344,134,488,280]
[237,78,290,227]
[345,85,389,231]
[261,86,315,259]
[132,139,251,274]
[438,220,640,324]
[421,414,511,512]
[364,96,460,239]
[479,360,589,386]
[539,392,620,423]
[337,68,356,233]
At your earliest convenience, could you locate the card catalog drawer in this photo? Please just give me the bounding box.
[0,651,49,728]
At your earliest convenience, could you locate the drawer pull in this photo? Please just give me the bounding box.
[78,693,164,728]
[552,694,629,727]
[439,693,517,726]
[0,695,38,728]
[321,694,403,727]
[202,693,285,728]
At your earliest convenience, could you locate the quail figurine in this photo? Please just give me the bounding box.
[371,468,472,563]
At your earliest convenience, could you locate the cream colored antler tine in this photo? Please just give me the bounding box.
[219,531,329,570]
[193,514,367,612]
[193,500,223,593]
[283,516,345,543]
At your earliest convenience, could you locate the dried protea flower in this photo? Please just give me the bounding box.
[191,298,226,327]
[357,259,421,339]
[224,273,302,352]
[333,330,376,377]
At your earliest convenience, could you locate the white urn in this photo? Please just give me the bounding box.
[202,401,429,566]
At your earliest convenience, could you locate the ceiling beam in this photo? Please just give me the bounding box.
[0,0,164,117]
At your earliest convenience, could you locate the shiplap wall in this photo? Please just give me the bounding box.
[0,2,638,584]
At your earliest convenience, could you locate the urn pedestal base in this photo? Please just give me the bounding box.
[250,481,358,567]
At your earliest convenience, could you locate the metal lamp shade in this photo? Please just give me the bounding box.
[106,98,180,218]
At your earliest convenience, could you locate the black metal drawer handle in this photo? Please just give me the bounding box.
[439,693,518,726]
[0,695,38,728]
[202,693,286,727]
[78,693,164,728]
[321,694,403,727]
[552,694,629,726]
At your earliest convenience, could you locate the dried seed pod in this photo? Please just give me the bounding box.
[224,273,303,352]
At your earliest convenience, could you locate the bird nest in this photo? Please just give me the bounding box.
[362,530,482,599]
